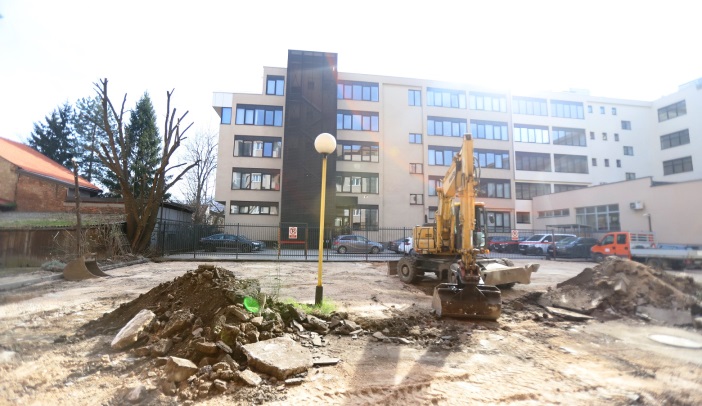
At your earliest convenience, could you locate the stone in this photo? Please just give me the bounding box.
[215,341,232,354]
[160,379,176,396]
[238,369,263,386]
[195,341,219,355]
[125,384,146,404]
[133,346,151,357]
[161,309,193,337]
[164,357,198,383]
[212,362,231,372]
[111,309,156,350]
[306,315,329,334]
[150,339,173,357]
[220,324,241,346]
[241,336,313,380]
[372,331,387,341]
[213,379,227,392]
[198,357,217,368]
[695,317,702,330]
[227,305,250,322]
[312,357,340,366]
[251,316,264,328]
[335,320,360,335]
[546,306,594,321]
[285,377,304,385]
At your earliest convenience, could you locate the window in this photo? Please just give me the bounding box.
[337,110,379,131]
[538,209,569,218]
[612,107,617,115]
[590,131,595,140]
[602,132,607,141]
[552,127,586,146]
[554,154,588,174]
[487,211,511,233]
[478,179,511,199]
[660,129,690,150]
[554,184,586,193]
[428,176,442,196]
[408,89,421,106]
[409,163,423,174]
[514,125,550,144]
[410,194,423,205]
[353,205,379,231]
[469,92,506,112]
[230,201,279,215]
[600,106,605,114]
[658,100,686,122]
[512,96,548,116]
[663,156,693,175]
[409,133,422,144]
[474,149,510,169]
[516,212,531,224]
[551,100,584,119]
[614,133,619,142]
[337,81,379,102]
[515,183,551,200]
[221,107,232,124]
[621,120,632,130]
[592,158,597,166]
[616,159,621,168]
[604,159,610,167]
[623,146,634,156]
[427,87,466,108]
[588,105,593,113]
[428,146,460,166]
[626,172,636,180]
[336,172,379,194]
[427,206,437,222]
[234,137,282,158]
[337,141,379,162]
[231,169,281,191]
[515,152,551,172]
[266,76,285,96]
[576,204,620,231]
[235,105,284,127]
[427,116,467,137]
[470,120,509,141]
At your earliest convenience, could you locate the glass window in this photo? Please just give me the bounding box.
[658,100,686,122]
[660,129,690,150]
[266,76,285,95]
[235,105,283,127]
[337,80,379,102]
[221,107,232,124]
[550,100,584,119]
[469,92,506,112]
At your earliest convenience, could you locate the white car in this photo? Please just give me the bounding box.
[397,237,414,254]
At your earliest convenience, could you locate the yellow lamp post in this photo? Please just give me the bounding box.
[314,132,336,306]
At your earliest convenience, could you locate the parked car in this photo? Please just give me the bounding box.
[397,237,413,254]
[199,234,266,252]
[487,236,511,252]
[332,235,384,254]
[386,238,410,253]
[547,237,599,259]
[519,233,576,255]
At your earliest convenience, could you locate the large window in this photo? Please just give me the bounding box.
[515,152,551,172]
[660,129,690,150]
[663,156,693,175]
[623,146,634,156]
[576,204,620,231]
[554,154,588,174]
[230,201,279,215]
[221,107,232,124]
[487,211,510,233]
[231,169,281,191]
[513,96,548,116]
[234,137,282,158]
[554,184,586,193]
[427,87,466,109]
[235,105,283,127]
[538,209,570,218]
[427,116,467,137]
[552,127,586,146]
[428,176,443,196]
[469,92,506,112]
[478,179,511,199]
[337,80,379,102]
[514,125,550,144]
[337,141,379,162]
[515,182,551,200]
[266,76,285,96]
[658,100,686,122]
[353,205,379,231]
[408,89,421,106]
[550,100,584,119]
[470,120,509,141]
[337,110,379,131]
[474,149,510,169]
[428,146,460,166]
[336,172,379,194]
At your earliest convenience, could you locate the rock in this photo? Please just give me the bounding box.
[195,341,219,355]
[215,341,232,354]
[125,384,146,404]
[228,305,250,322]
[397,337,412,344]
[161,309,193,337]
[111,309,156,350]
[238,369,263,386]
[160,379,176,396]
[0,351,19,365]
[306,315,329,334]
[213,379,227,392]
[292,320,305,332]
[133,346,151,357]
[313,357,340,366]
[241,336,313,380]
[546,307,594,321]
[312,335,324,347]
[246,330,260,343]
[220,324,241,346]
[150,339,173,357]
[335,320,361,335]
[212,362,231,372]
[154,357,169,367]
[217,354,239,371]
[198,357,217,368]
[694,317,702,329]
[165,357,198,383]
[251,316,264,328]
[372,331,388,341]
[285,377,304,385]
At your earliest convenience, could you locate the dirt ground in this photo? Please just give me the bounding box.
[1,259,702,405]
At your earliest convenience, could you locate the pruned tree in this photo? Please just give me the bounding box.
[28,102,76,168]
[180,130,217,224]
[91,79,197,253]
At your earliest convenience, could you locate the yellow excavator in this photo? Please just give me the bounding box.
[396,133,539,320]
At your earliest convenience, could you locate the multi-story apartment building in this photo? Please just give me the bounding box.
[213,50,701,243]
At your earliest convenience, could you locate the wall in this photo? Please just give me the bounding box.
[0,158,18,202]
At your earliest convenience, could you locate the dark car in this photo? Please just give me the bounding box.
[199,234,266,252]
[333,235,384,254]
[387,237,412,254]
[487,236,511,252]
[547,237,599,259]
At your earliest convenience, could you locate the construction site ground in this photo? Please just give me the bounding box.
[1,259,701,405]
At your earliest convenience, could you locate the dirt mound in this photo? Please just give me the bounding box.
[539,257,701,321]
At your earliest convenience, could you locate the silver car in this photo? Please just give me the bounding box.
[332,235,384,254]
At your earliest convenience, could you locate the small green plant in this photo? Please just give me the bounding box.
[41,260,66,273]
[284,298,337,317]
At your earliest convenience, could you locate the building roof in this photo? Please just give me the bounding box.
[0,137,101,192]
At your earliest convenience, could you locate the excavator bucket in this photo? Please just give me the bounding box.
[63,255,109,281]
[432,282,502,320]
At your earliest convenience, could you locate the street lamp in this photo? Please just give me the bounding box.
[314,132,336,306]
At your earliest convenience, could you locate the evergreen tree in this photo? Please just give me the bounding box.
[126,92,161,199]
[74,96,113,188]
[28,102,76,168]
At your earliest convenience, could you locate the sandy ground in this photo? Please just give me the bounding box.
[1,259,701,405]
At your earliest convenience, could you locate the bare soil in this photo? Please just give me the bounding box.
[1,259,702,405]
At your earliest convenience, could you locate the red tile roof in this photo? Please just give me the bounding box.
[0,137,101,191]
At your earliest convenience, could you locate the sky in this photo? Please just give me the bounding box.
[1,0,700,148]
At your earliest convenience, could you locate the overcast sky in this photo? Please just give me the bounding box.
[1,0,700,146]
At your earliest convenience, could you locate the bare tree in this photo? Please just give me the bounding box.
[92,78,198,253]
[180,130,218,224]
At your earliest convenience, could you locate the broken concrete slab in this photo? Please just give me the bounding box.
[227,305,250,322]
[241,336,312,380]
[637,305,693,325]
[238,369,262,386]
[539,285,607,314]
[165,357,198,382]
[545,306,594,321]
[111,309,156,350]
[312,357,340,366]
[194,341,219,355]
[161,309,192,337]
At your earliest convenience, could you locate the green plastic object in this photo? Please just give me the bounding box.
[243,297,260,313]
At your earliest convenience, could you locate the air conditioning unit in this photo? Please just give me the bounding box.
[629,201,644,210]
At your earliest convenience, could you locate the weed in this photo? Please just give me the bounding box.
[284,298,337,317]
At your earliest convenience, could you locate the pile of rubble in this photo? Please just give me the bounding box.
[538,257,702,326]
[81,265,365,402]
